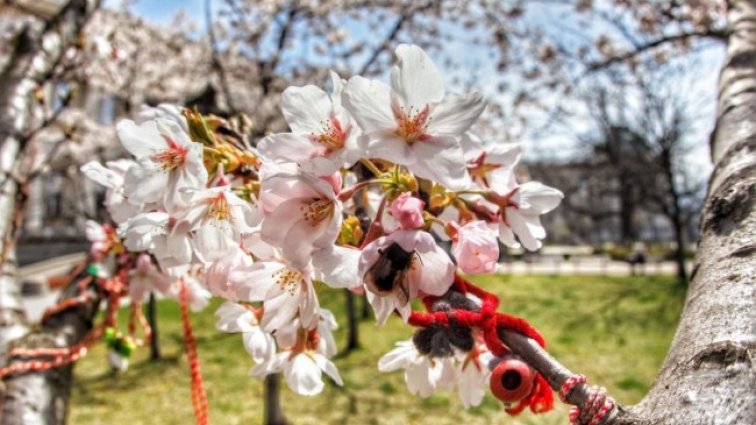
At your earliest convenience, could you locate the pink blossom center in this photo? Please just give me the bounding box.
[468,152,501,188]
[312,116,349,152]
[205,193,232,221]
[393,104,431,144]
[152,136,188,171]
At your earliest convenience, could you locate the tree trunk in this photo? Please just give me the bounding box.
[147,294,161,360]
[344,290,360,353]
[619,176,637,243]
[667,189,689,286]
[0,0,96,352]
[0,1,98,424]
[0,273,100,425]
[361,292,371,320]
[263,374,288,425]
[616,1,756,422]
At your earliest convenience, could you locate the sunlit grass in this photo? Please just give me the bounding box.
[70,275,685,425]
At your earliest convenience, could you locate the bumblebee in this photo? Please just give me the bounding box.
[364,242,416,306]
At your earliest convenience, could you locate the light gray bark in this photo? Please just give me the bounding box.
[0,272,100,425]
[0,1,99,424]
[616,1,756,423]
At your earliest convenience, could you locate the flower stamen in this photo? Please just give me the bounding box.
[300,199,335,226]
[393,104,431,144]
[273,269,304,296]
[312,116,349,152]
[152,136,188,171]
[205,193,232,222]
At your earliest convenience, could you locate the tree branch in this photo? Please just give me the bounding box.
[357,6,411,75]
[205,0,237,114]
[587,29,728,72]
[499,329,623,424]
[260,1,299,96]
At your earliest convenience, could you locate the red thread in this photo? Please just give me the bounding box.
[561,374,616,425]
[407,274,554,416]
[179,279,210,425]
[0,326,103,379]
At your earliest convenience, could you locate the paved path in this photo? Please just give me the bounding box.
[496,259,692,276]
[19,252,85,323]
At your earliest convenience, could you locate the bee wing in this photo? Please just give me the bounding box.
[392,269,411,307]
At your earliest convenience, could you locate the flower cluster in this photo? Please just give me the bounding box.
[83,44,562,402]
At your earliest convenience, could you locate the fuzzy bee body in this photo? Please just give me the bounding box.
[364,242,415,306]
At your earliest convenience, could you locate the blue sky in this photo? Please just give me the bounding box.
[111,0,724,173]
[106,0,204,25]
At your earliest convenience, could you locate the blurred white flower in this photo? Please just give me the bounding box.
[81,159,140,224]
[494,182,563,251]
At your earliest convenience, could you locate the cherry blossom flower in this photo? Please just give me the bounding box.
[457,348,494,409]
[491,182,564,251]
[258,171,343,269]
[215,301,276,364]
[343,44,486,190]
[452,220,500,274]
[136,103,188,131]
[378,339,456,398]
[258,72,359,175]
[128,253,172,302]
[179,186,260,263]
[81,159,141,224]
[221,233,360,334]
[465,139,522,191]
[205,247,257,301]
[117,118,207,211]
[276,349,343,396]
[389,192,425,230]
[241,260,321,332]
[248,310,342,396]
[359,229,455,325]
[118,211,193,269]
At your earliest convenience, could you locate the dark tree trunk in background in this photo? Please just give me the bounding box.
[263,374,288,425]
[615,1,756,422]
[147,294,161,360]
[361,293,371,320]
[344,290,360,353]
[619,176,637,242]
[662,152,689,286]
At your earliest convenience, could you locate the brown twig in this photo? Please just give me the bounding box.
[498,329,620,424]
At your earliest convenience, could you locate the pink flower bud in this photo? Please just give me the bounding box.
[453,220,499,274]
[390,192,425,230]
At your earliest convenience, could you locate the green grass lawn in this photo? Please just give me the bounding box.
[69,275,685,425]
